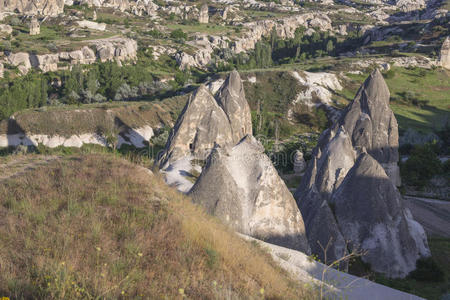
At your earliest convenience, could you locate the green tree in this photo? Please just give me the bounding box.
[326,40,334,54]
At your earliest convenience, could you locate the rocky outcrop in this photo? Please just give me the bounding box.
[29,17,40,35]
[395,0,425,12]
[77,20,107,31]
[0,0,64,16]
[158,85,233,168]
[90,37,138,62]
[0,24,12,35]
[7,52,32,75]
[291,71,342,107]
[338,69,401,186]
[198,4,209,24]
[174,12,333,70]
[440,36,450,70]
[216,70,252,144]
[332,151,430,277]
[159,71,252,168]
[295,70,430,278]
[0,125,153,149]
[189,135,310,253]
[3,38,136,75]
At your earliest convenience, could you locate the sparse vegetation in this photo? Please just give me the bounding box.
[0,154,314,299]
[400,142,443,188]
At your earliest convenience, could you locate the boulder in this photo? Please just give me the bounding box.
[190,135,310,253]
[295,70,429,277]
[440,36,450,70]
[216,70,252,144]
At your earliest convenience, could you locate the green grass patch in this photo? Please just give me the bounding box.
[374,237,450,300]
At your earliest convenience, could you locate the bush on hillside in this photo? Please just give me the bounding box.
[401,143,442,187]
[408,258,444,282]
[170,28,187,40]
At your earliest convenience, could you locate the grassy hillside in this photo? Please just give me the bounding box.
[0,154,313,299]
[0,95,187,137]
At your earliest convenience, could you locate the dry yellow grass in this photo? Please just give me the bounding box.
[0,154,314,299]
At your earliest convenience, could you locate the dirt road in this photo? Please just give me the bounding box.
[404,196,450,238]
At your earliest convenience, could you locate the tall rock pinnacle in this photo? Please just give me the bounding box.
[295,69,430,278]
[158,85,233,169]
[216,70,253,144]
[440,36,450,70]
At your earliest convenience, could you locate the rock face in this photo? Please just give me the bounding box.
[198,4,209,24]
[0,0,64,15]
[295,70,430,278]
[159,71,252,168]
[0,125,153,149]
[189,135,310,253]
[3,38,136,75]
[174,12,333,70]
[77,20,107,31]
[332,151,430,277]
[29,18,40,35]
[440,36,450,70]
[216,70,252,144]
[0,24,13,35]
[159,85,233,167]
[7,52,32,75]
[395,0,425,12]
[90,37,138,62]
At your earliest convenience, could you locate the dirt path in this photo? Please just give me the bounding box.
[404,196,450,238]
[0,155,60,183]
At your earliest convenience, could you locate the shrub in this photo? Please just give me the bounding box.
[9,17,21,26]
[401,143,442,187]
[170,28,187,40]
[408,257,444,282]
[384,69,396,79]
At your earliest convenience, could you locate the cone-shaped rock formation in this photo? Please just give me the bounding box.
[295,69,430,278]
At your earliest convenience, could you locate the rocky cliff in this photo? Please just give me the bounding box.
[295,69,430,278]
[158,84,233,168]
[3,38,137,75]
[0,0,64,16]
[175,12,333,70]
[159,71,252,168]
[189,135,310,253]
